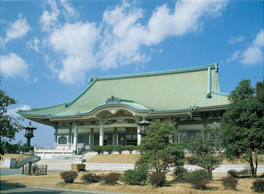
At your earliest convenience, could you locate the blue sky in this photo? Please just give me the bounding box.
[1,0,263,147]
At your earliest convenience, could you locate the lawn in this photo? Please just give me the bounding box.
[0,154,30,162]
[1,171,263,194]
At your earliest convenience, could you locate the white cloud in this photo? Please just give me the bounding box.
[228,35,244,45]
[227,50,241,63]
[253,29,264,47]
[241,47,263,65]
[27,38,40,52]
[241,29,264,66]
[0,53,29,79]
[40,0,60,32]
[7,105,31,118]
[48,22,98,84]
[60,0,79,19]
[45,0,228,84]
[96,0,228,70]
[33,77,39,83]
[5,16,30,42]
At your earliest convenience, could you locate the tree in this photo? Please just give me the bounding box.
[187,126,223,177]
[136,120,185,173]
[220,80,264,177]
[0,82,23,155]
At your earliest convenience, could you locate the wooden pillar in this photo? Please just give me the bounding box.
[90,128,94,148]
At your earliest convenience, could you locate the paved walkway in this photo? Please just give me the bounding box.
[0,182,130,194]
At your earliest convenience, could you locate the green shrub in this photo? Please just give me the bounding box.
[251,180,264,193]
[173,166,188,180]
[125,145,135,154]
[92,146,103,154]
[239,168,251,177]
[149,172,166,187]
[103,145,114,154]
[121,167,148,185]
[18,144,33,153]
[102,173,121,185]
[227,169,239,178]
[184,169,211,189]
[136,145,143,153]
[221,175,238,190]
[60,171,78,183]
[114,145,125,154]
[81,173,101,183]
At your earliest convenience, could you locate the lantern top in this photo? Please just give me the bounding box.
[138,118,150,126]
[24,121,37,130]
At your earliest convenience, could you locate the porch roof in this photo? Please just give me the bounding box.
[18,63,229,118]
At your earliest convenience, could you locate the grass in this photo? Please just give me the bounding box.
[1,171,263,194]
[85,154,140,164]
[0,154,30,162]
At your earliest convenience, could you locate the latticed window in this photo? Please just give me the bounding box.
[58,136,67,144]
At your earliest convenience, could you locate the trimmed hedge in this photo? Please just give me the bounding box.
[92,146,103,154]
[60,171,78,183]
[221,175,238,190]
[102,173,121,185]
[121,167,148,185]
[149,172,166,187]
[114,145,125,154]
[251,180,264,193]
[125,145,135,154]
[81,173,101,183]
[184,169,211,190]
[103,145,114,154]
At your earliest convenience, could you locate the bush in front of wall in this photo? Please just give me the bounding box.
[114,145,125,154]
[125,145,135,154]
[92,146,103,154]
[103,145,114,154]
[81,173,101,183]
[173,166,188,180]
[121,167,148,185]
[149,172,166,187]
[184,169,211,190]
[221,175,238,190]
[238,167,251,177]
[60,171,78,183]
[251,180,264,193]
[102,173,121,185]
[18,144,33,153]
[227,169,239,178]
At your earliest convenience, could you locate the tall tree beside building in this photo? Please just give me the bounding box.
[187,126,223,177]
[136,120,185,173]
[220,80,264,177]
[0,82,23,155]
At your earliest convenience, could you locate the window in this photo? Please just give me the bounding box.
[58,136,67,144]
[78,134,89,144]
[126,133,137,146]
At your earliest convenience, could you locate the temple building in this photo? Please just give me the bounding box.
[18,63,229,155]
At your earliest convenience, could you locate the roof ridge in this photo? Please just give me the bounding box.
[92,63,217,81]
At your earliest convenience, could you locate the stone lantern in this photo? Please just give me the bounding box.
[24,121,37,147]
[138,118,150,138]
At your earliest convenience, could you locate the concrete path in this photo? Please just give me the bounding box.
[0,182,130,194]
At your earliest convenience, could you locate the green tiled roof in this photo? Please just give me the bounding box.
[18,63,229,117]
